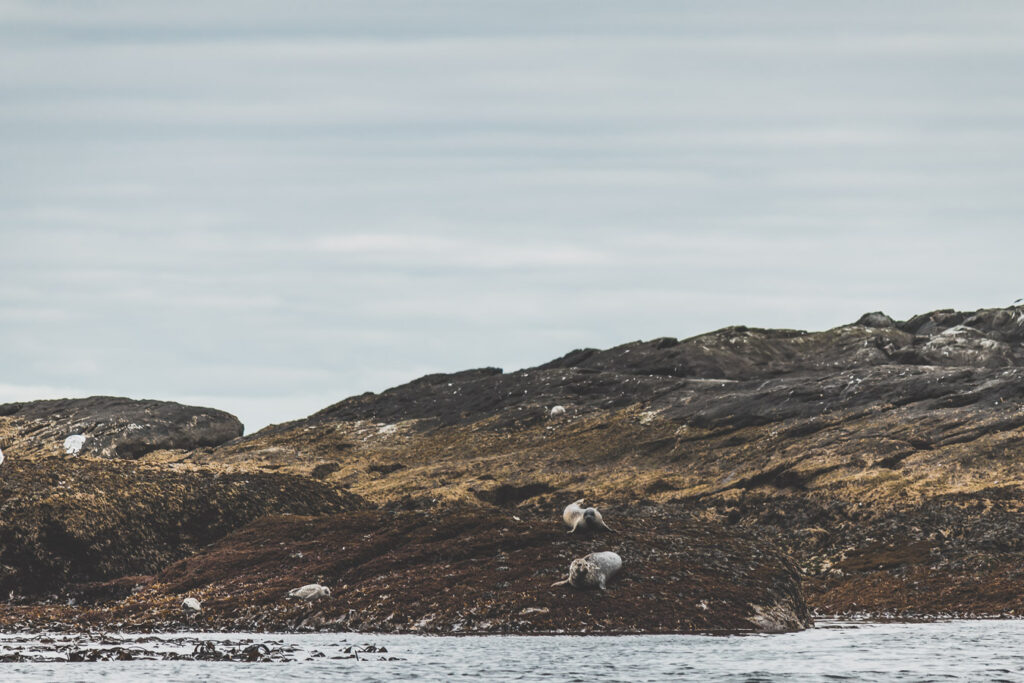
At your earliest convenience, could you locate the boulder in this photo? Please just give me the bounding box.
[0,396,243,459]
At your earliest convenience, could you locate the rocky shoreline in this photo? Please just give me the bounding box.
[3,305,1024,634]
[0,506,809,635]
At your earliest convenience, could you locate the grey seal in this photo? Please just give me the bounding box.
[562,499,614,534]
[287,584,331,601]
[552,551,622,590]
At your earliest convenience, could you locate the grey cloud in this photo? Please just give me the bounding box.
[4,1,1024,431]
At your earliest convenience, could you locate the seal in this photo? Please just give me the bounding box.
[562,499,614,534]
[551,551,622,590]
[287,583,331,601]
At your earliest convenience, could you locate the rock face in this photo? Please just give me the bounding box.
[0,396,244,459]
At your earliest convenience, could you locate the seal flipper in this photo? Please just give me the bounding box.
[551,577,571,587]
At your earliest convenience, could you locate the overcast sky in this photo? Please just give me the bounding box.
[4,1,1024,432]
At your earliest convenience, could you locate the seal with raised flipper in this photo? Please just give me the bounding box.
[562,499,614,534]
[551,551,622,590]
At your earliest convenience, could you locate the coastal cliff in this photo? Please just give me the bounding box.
[3,304,1024,631]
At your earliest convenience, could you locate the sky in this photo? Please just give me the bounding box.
[4,1,1024,433]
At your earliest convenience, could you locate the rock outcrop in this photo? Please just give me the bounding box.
[0,396,243,459]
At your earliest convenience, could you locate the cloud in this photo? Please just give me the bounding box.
[308,234,609,268]
[4,1,1024,430]
[0,383,90,404]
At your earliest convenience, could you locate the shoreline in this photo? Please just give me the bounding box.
[2,611,1022,638]
[2,614,1023,635]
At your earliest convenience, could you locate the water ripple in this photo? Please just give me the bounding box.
[0,620,1023,681]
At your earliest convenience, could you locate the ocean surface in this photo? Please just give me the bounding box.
[0,620,1022,681]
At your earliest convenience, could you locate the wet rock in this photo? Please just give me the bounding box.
[746,600,807,633]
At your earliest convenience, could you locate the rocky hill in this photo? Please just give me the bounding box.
[191,305,1024,618]
[2,304,1024,632]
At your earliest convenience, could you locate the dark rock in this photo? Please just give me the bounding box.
[855,311,895,328]
[0,396,243,459]
[311,462,342,479]
[475,482,552,506]
[367,462,405,475]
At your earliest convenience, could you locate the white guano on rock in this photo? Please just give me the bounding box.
[63,434,86,456]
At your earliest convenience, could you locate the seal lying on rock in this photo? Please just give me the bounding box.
[562,499,614,534]
[552,551,622,590]
[287,584,331,601]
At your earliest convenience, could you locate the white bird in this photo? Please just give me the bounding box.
[63,434,86,456]
[287,584,331,601]
[182,597,202,614]
[549,405,566,418]
[0,445,5,466]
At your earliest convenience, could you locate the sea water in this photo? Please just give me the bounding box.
[0,620,1022,681]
